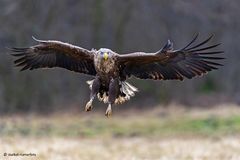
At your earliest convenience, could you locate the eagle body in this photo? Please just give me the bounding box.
[9,35,224,117]
[91,48,137,107]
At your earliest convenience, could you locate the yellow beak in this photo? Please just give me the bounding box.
[103,52,108,60]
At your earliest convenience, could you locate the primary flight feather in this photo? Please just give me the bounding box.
[9,34,224,117]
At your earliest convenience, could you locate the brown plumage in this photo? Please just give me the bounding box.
[9,34,224,117]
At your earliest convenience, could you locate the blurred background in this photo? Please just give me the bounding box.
[0,1,240,160]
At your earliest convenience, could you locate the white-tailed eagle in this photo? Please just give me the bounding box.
[9,34,224,117]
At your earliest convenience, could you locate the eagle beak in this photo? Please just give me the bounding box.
[103,52,108,60]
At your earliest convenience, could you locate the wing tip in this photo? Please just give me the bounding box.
[182,33,220,52]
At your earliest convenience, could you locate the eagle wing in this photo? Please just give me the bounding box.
[118,34,224,81]
[9,37,96,76]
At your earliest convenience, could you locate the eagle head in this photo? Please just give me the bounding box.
[98,48,113,61]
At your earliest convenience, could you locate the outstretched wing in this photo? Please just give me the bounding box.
[9,37,97,76]
[118,34,224,81]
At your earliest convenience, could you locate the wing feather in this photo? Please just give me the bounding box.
[9,38,96,75]
[118,35,224,81]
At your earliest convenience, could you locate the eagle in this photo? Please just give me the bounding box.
[9,34,224,117]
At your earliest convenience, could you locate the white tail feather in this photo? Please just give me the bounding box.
[87,80,138,104]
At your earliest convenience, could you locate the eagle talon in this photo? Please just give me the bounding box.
[85,100,93,112]
[105,104,112,117]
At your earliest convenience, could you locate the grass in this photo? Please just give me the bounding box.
[1,136,240,160]
[1,104,240,160]
[1,104,240,138]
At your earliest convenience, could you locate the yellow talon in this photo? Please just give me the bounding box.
[105,104,112,117]
[85,99,93,112]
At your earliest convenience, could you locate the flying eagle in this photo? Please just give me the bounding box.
[9,34,224,117]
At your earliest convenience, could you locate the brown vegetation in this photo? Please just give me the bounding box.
[1,104,240,160]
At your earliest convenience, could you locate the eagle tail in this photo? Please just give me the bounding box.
[86,80,138,104]
[114,81,138,104]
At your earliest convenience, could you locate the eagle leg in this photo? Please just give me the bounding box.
[85,77,100,112]
[105,78,119,117]
[105,104,112,117]
[85,100,93,112]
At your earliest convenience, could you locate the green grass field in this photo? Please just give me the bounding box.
[1,104,240,160]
